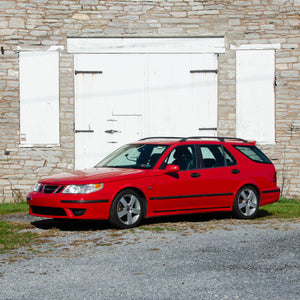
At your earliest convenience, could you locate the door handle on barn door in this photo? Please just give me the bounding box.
[190,172,201,178]
[231,169,240,174]
[105,129,121,134]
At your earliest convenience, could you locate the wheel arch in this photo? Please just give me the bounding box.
[232,183,261,219]
[110,186,148,216]
[233,183,261,205]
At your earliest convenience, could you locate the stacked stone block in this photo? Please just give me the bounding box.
[0,0,299,201]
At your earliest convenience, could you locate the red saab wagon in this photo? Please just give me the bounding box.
[27,137,280,228]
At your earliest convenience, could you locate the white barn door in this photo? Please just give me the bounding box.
[75,54,145,169]
[74,53,218,169]
[146,54,217,137]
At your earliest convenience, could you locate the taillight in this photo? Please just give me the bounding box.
[273,171,277,184]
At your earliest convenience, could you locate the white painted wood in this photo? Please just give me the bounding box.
[74,72,107,169]
[68,37,225,54]
[236,50,275,144]
[106,114,142,153]
[19,51,59,146]
[146,54,218,137]
[74,53,218,168]
[74,54,145,168]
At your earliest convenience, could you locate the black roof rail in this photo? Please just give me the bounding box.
[138,136,249,143]
[139,136,183,141]
[179,136,249,143]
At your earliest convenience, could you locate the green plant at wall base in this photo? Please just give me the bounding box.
[0,202,28,215]
[261,198,300,218]
[0,221,38,254]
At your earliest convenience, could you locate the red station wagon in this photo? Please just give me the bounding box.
[27,137,280,228]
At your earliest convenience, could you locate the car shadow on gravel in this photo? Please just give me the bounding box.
[30,209,272,232]
[31,218,111,231]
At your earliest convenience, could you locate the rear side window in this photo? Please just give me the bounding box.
[199,145,236,168]
[234,145,272,164]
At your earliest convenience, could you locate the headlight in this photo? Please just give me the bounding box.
[62,183,103,194]
[32,183,42,192]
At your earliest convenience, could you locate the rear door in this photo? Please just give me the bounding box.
[194,144,241,208]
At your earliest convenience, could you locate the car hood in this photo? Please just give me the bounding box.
[39,167,153,185]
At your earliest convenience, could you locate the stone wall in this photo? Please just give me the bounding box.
[0,0,299,201]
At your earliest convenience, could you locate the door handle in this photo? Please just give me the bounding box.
[190,172,201,178]
[231,169,240,174]
[105,129,121,134]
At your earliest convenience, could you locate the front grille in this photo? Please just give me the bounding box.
[31,206,67,216]
[42,185,65,194]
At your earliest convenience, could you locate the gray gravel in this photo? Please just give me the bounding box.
[0,214,299,300]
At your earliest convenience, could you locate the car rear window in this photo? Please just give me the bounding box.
[233,145,272,164]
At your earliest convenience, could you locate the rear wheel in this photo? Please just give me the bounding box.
[232,186,259,219]
[109,189,145,229]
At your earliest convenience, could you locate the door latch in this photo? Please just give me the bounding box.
[105,129,121,134]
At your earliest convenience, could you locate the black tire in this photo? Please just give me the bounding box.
[232,185,260,219]
[109,189,145,229]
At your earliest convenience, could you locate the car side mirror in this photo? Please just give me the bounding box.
[164,165,180,173]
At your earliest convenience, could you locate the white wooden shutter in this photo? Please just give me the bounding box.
[20,51,59,146]
[236,50,275,144]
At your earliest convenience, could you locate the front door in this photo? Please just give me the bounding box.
[150,145,203,214]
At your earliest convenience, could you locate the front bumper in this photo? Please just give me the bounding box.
[27,191,111,220]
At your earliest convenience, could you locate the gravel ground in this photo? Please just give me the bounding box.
[0,214,299,300]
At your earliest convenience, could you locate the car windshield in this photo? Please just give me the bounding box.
[95,144,168,169]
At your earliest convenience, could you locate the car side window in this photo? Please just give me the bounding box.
[224,147,237,166]
[233,145,272,164]
[199,145,226,168]
[162,145,196,171]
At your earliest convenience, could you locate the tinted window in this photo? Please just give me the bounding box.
[234,145,272,164]
[162,145,196,171]
[224,148,237,166]
[199,145,225,168]
[96,144,168,169]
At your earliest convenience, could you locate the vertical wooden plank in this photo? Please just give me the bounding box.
[74,54,107,169]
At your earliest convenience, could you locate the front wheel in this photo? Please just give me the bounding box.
[232,186,260,219]
[109,189,145,229]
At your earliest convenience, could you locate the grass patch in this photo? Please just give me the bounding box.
[0,220,38,254]
[0,202,28,215]
[260,198,300,218]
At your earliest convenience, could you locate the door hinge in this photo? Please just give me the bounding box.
[75,129,94,133]
[190,70,218,74]
[75,71,103,75]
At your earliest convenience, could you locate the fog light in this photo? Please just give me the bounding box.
[71,209,87,216]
